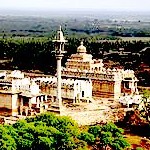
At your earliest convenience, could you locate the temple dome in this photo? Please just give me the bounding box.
[77,41,87,53]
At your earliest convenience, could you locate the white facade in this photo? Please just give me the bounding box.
[11,94,19,116]
[12,78,40,95]
[119,94,142,107]
[33,76,92,102]
[9,70,25,79]
[0,71,6,78]
[74,79,92,100]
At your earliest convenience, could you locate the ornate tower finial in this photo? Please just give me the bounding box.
[81,41,84,46]
[59,25,61,31]
[53,26,67,43]
[52,26,67,53]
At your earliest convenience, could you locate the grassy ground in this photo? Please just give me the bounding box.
[125,134,150,150]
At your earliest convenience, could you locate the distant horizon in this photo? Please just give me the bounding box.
[0,0,150,13]
[0,9,150,22]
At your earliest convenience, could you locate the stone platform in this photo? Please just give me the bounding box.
[47,103,65,114]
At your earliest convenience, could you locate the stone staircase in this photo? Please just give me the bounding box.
[47,103,64,114]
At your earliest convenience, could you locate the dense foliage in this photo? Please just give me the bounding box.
[1,36,150,86]
[88,123,130,150]
[1,37,150,75]
[0,113,130,150]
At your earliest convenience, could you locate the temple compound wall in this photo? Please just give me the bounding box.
[33,77,92,103]
[61,41,138,99]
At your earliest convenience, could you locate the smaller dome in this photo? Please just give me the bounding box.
[77,41,86,53]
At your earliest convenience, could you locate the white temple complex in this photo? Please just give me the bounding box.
[0,27,142,125]
[62,41,139,100]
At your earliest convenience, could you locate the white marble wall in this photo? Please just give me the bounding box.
[33,77,92,101]
[12,78,40,95]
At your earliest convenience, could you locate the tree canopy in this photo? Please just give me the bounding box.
[0,37,150,85]
[0,113,130,150]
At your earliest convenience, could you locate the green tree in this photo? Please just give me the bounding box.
[0,125,16,150]
[15,113,88,150]
[88,125,102,138]
[88,123,130,150]
[0,113,129,150]
[78,131,95,145]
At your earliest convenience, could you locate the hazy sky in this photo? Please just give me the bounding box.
[0,0,149,11]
